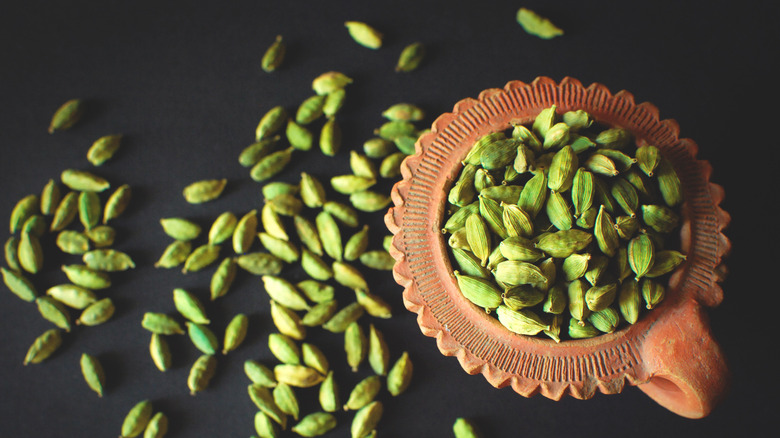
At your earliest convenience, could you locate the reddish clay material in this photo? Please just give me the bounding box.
[385,77,730,418]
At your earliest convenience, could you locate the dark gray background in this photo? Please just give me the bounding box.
[1,1,777,437]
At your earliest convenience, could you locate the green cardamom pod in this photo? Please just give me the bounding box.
[274,364,325,388]
[142,312,184,335]
[499,236,544,263]
[48,99,83,133]
[502,285,545,310]
[355,288,392,319]
[368,324,390,376]
[587,307,620,333]
[301,343,329,375]
[618,280,642,324]
[333,261,369,291]
[481,185,523,204]
[610,177,639,217]
[382,103,425,121]
[120,400,153,438]
[182,244,220,274]
[594,206,619,257]
[46,284,96,309]
[567,279,591,324]
[542,122,570,151]
[322,302,364,333]
[641,278,665,309]
[262,276,309,311]
[319,371,340,413]
[155,241,191,269]
[583,254,609,286]
[248,384,287,428]
[453,271,503,311]
[61,169,110,193]
[296,95,326,125]
[344,375,381,411]
[173,288,210,324]
[320,117,342,156]
[251,147,294,182]
[80,353,105,397]
[571,168,594,216]
[345,21,383,49]
[143,412,168,438]
[258,232,299,263]
[516,8,564,39]
[480,138,519,170]
[344,321,367,372]
[465,214,491,266]
[273,382,300,421]
[36,296,72,331]
[50,191,79,231]
[387,352,412,396]
[287,119,314,151]
[636,145,661,177]
[570,134,596,154]
[312,71,353,95]
[532,105,557,137]
[188,354,217,395]
[496,305,549,335]
[261,35,285,73]
[239,136,281,167]
[160,217,201,241]
[583,154,620,177]
[646,250,686,278]
[641,204,680,233]
[478,195,508,239]
[453,417,484,438]
[323,88,346,117]
[297,280,335,303]
[363,137,395,158]
[517,171,547,218]
[351,401,383,438]
[656,158,683,207]
[585,283,618,312]
[56,230,89,255]
[395,42,425,72]
[245,360,277,387]
[302,300,339,327]
[255,106,287,141]
[349,191,391,212]
[561,253,590,281]
[103,184,132,224]
[269,333,301,365]
[182,179,226,204]
[568,316,599,339]
[545,190,573,231]
[266,193,303,217]
[628,233,655,280]
[10,194,39,234]
[316,211,343,261]
[301,248,333,280]
[270,300,306,341]
[77,297,115,326]
[19,231,44,273]
[86,134,122,166]
[24,329,62,365]
[615,215,640,240]
[292,412,337,437]
[2,267,37,301]
[534,229,592,258]
[84,225,115,248]
[450,248,490,278]
[464,132,506,165]
[542,283,567,314]
[562,109,593,131]
[595,127,632,150]
[4,237,21,272]
[343,225,370,262]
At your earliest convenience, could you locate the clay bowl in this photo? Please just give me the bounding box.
[384,77,731,418]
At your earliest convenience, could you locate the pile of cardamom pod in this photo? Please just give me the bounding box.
[443,105,687,341]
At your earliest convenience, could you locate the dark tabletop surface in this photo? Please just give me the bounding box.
[1,1,778,437]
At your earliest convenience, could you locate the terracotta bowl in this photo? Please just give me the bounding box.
[384,77,731,419]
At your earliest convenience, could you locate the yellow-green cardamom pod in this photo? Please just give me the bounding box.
[594,205,619,257]
[583,154,620,177]
[542,122,570,151]
[502,285,545,310]
[453,271,503,311]
[588,307,620,333]
[646,250,687,278]
[636,145,661,177]
[641,278,665,309]
[618,279,642,324]
[656,158,683,207]
[517,170,547,218]
[585,283,618,312]
[534,229,593,259]
[463,132,506,165]
[182,179,226,204]
[261,35,286,73]
[344,21,383,49]
[465,214,491,266]
[320,117,342,156]
[545,190,573,231]
[312,71,352,95]
[628,233,655,279]
[610,178,639,217]
[567,279,591,324]
[478,195,507,239]
[48,99,83,133]
[496,305,550,335]
[395,42,425,72]
[594,127,632,150]
[532,105,557,138]
[641,204,680,233]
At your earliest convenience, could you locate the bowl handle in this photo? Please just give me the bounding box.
[637,298,729,418]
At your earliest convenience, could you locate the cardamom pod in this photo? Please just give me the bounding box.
[187,354,217,395]
[182,244,220,273]
[344,21,383,49]
[103,184,132,224]
[182,179,226,204]
[120,400,153,438]
[80,353,105,397]
[261,35,285,73]
[86,134,122,166]
[387,352,412,396]
[273,382,300,421]
[24,329,62,365]
[344,321,367,372]
[48,99,83,133]
[395,42,426,72]
[496,305,549,335]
